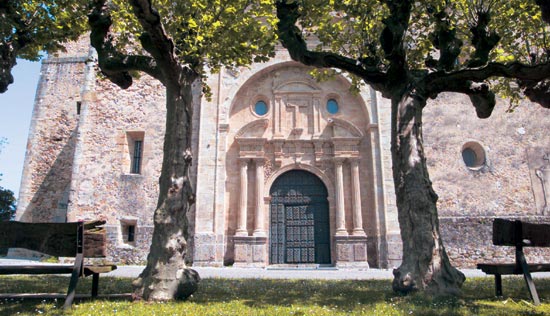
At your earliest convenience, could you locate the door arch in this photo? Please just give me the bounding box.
[269,170,330,264]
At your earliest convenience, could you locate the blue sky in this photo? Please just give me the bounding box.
[0,59,41,197]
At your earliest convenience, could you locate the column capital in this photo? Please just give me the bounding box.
[252,157,266,164]
[239,158,250,166]
[349,157,361,166]
[333,157,346,165]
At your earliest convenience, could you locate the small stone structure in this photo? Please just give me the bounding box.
[16,38,550,268]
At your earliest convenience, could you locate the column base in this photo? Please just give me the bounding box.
[253,230,267,237]
[233,236,268,267]
[351,229,367,236]
[335,228,348,236]
[192,233,225,267]
[235,229,248,237]
[334,235,369,268]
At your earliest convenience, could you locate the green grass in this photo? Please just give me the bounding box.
[0,276,550,315]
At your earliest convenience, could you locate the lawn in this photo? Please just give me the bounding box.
[0,276,549,315]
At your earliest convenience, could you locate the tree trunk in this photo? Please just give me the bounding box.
[132,74,200,300]
[390,90,465,295]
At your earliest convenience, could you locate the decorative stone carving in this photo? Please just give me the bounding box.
[263,158,273,180]
[235,119,269,138]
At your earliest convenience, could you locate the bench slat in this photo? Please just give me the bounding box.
[0,265,75,274]
[83,265,117,275]
[493,219,550,247]
[477,263,550,275]
[0,264,117,275]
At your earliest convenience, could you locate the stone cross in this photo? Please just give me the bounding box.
[286,99,309,131]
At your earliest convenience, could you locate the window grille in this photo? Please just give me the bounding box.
[127,225,135,242]
[131,140,143,174]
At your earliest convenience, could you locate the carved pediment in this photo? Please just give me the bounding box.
[275,81,320,94]
[327,118,364,139]
[235,119,269,139]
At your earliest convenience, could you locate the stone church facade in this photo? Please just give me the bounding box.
[16,38,550,268]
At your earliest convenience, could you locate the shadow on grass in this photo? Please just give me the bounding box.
[0,275,550,315]
[193,278,393,308]
[0,275,133,315]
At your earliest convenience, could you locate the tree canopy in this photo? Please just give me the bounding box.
[277,0,550,110]
[0,187,16,221]
[0,138,15,221]
[89,0,277,94]
[0,0,89,92]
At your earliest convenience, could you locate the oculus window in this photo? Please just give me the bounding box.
[461,141,487,170]
[254,100,268,116]
[327,99,339,114]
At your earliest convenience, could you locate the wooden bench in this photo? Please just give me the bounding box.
[477,218,550,305]
[0,221,117,309]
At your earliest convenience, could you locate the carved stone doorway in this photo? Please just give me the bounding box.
[269,170,330,264]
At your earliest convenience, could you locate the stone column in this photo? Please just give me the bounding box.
[334,158,348,236]
[351,159,366,236]
[236,159,249,236]
[253,158,266,236]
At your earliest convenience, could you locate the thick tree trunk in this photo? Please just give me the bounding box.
[132,75,199,300]
[390,91,465,295]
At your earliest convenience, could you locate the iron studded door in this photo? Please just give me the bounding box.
[270,170,330,264]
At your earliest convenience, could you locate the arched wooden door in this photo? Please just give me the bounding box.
[269,170,330,264]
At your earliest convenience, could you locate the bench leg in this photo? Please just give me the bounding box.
[518,252,540,305]
[495,274,502,297]
[92,273,99,298]
[63,253,84,310]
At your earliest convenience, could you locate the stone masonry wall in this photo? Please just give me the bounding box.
[66,71,167,264]
[423,93,550,267]
[440,217,550,268]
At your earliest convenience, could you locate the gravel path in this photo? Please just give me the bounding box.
[5,258,550,279]
[0,258,494,279]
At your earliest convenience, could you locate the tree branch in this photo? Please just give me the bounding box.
[275,0,387,89]
[426,6,463,71]
[427,61,550,92]
[128,0,192,88]
[522,79,550,108]
[88,0,163,89]
[0,43,16,93]
[438,80,496,118]
[0,3,30,93]
[379,0,412,78]
[467,5,500,67]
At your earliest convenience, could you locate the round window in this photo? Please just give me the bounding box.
[327,99,339,114]
[461,141,487,170]
[254,100,268,116]
[462,148,478,168]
